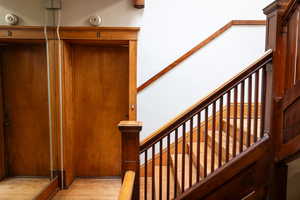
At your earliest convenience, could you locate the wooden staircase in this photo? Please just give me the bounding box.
[140,104,261,200]
[138,50,272,200]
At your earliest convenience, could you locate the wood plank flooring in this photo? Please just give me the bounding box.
[0,177,50,200]
[53,178,121,200]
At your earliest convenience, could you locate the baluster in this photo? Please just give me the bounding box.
[226,91,231,162]
[159,140,162,200]
[218,97,223,168]
[239,81,245,153]
[189,119,193,188]
[182,123,186,193]
[233,86,238,157]
[260,66,267,138]
[247,76,252,147]
[211,102,216,173]
[253,71,260,142]
[152,144,155,200]
[144,150,148,200]
[174,129,178,199]
[167,134,170,200]
[204,108,208,177]
[196,112,201,182]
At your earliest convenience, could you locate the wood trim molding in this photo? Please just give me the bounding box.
[137,20,266,93]
[282,0,300,25]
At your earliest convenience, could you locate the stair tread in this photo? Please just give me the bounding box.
[171,154,197,191]
[154,166,175,200]
[225,119,261,136]
[189,142,219,175]
[140,177,152,200]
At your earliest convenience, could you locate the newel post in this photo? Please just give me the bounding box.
[118,121,142,200]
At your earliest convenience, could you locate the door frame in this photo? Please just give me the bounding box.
[58,27,139,188]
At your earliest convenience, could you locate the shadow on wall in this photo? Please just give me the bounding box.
[0,0,44,25]
[61,0,143,26]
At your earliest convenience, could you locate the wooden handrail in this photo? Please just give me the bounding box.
[140,49,273,152]
[137,20,266,93]
[282,0,299,25]
[118,171,136,200]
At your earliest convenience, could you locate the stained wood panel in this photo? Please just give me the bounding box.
[0,53,4,179]
[72,44,129,177]
[1,44,50,176]
[285,7,300,90]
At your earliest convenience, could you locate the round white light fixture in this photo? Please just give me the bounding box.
[5,14,19,25]
[89,16,102,26]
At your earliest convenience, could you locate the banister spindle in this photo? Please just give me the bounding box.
[218,97,223,168]
[167,134,170,200]
[211,103,216,173]
[204,108,208,177]
[253,71,260,142]
[226,91,231,162]
[233,86,238,157]
[189,119,193,188]
[239,81,245,153]
[247,76,252,147]
[151,144,155,200]
[174,129,178,199]
[260,67,267,138]
[144,150,148,200]
[159,140,162,200]
[196,112,201,182]
[182,123,186,193]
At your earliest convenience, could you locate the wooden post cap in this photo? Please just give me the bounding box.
[118,121,143,127]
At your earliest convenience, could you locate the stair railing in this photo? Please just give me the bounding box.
[139,50,273,200]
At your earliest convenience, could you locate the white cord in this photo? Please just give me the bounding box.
[44,9,54,180]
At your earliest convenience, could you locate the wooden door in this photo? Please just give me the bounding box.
[1,44,50,176]
[72,45,129,177]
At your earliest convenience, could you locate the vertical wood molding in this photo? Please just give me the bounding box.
[129,40,138,120]
[119,121,142,200]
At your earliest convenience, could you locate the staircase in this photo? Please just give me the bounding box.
[138,50,272,200]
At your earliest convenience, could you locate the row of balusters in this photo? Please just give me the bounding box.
[140,65,267,200]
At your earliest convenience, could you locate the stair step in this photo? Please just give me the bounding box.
[154,166,175,200]
[187,142,219,176]
[140,177,152,200]
[224,119,261,145]
[170,154,197,192]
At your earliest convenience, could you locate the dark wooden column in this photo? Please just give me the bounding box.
[133,0,144,9]
[118,121,142,200]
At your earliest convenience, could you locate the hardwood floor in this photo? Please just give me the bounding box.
[0,177,50,200]
[53,178,121,200]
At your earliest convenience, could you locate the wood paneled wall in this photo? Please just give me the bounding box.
[0,55,5,180]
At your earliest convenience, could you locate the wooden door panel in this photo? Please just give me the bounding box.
[72,45,129,177]
[1,44,50,176]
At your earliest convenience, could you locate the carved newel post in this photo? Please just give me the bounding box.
[118,121,142,200]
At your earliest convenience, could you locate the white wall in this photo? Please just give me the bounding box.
[0,0,44,25]
[0,0,274,140]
